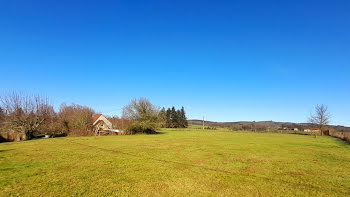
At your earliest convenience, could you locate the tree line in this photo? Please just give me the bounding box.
[0,93,188,141]
[0,92,96,141]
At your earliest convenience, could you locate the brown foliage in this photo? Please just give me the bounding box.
[0,92,54,140]
[59,103,94,136]
[108,117,133,130]
[329,129,350,143]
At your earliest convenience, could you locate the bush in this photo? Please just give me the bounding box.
[125,120,158,134]
[59,103,94,136]
[329,129,350,143]
[122,98,160,134]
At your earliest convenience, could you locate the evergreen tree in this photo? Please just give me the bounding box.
[166,108,172,128]
[158,107,166,127]
[161,106,188,128]
[171,106,177,128]
[180,106,188,128]
[176,109,182,127]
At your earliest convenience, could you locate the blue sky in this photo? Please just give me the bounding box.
[0,0,349,126]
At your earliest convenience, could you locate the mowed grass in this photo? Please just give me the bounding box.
[1,128,350,196]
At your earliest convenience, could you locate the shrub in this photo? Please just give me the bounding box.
[329,129,350,143]
[59,103,94,136]
[122,98,160,134]
[125,120,158,134]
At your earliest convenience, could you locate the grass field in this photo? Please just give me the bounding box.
[1,127,350,196]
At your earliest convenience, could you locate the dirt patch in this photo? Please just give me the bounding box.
[182,157,188,161]
[248,158,261,163]
[246,167,257,172]
[173,150,180,155]
[288,171,304,176]
[195,159,205,164]
[218,152,228,156]
[235,156,245,162]
[205,153,212,157]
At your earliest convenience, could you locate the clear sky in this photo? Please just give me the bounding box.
[0,0,349,126]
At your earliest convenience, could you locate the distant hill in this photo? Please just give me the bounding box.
[188,120,350,132]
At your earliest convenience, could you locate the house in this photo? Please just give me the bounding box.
[92,114,118,135]
[304,128,320,132]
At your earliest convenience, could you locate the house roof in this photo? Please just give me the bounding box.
[92,114,113,129]
[92,114,102,123]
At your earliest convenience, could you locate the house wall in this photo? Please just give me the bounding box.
[93,115,113,129]
[95,121,109,130]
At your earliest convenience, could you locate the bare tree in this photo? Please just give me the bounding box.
[0,107,5,131]
[58,103,94,136]
[309,104,331,136]
[0,92,53,140]
[0,107,4,122]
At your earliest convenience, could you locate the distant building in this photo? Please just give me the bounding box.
[294,128,299,131]
[304,128,320,132]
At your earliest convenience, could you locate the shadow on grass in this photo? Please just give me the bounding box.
[0,135,11,143]
[0,149,14,153]
[0,167,14,172]
[332,137,350,145]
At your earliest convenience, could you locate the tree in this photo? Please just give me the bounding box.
[180,106,188,128]
[0,107,5,133]
[162,106,188,128]
[165,108,172,128]
[122,98,160,134]
[0,107,4,123]
[158,107,166,127]
[170,107,178,128]
[122,98,159,121]
[0,92,53,140]
[59,103,94,136]
[309,104,331,136]
[176,109,182,127]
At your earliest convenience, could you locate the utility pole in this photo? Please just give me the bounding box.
[202,116,205,130]
[254,121,256,132]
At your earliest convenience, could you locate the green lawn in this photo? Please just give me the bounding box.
[1,128,350,196]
